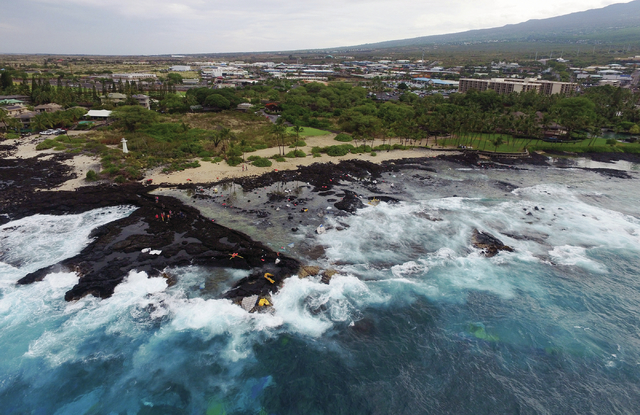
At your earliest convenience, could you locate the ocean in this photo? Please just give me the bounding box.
[1,160,640,414]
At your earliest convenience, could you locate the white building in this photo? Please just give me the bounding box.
[111,73,157,81]
[169,65,192,72]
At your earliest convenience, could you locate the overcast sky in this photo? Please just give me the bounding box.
[0,0,630,55]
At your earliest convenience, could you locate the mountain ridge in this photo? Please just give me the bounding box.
[337,0,640,50]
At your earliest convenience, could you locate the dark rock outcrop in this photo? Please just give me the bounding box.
[10,184,299,301]
[334,190,365,213]
[471,229,514,257]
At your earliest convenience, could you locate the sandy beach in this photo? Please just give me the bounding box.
[142,133,445,185]
[5,132,450,190]
[4,131,103,191]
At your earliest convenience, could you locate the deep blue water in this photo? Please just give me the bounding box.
[1,164,640,414]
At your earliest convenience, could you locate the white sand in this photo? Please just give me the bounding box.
[8,132,455,190]
[143,134,447,185]
[6,132,102,191]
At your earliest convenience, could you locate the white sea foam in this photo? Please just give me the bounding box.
[0,206,137,283]
[549,245,606,272]
[391,260,428,278]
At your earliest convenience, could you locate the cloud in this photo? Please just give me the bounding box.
[4,0,630,54]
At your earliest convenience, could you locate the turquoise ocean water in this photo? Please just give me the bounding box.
[1,163,640,414]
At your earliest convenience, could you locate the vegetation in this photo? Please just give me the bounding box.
[334,133,353,142]
[3,56,636,183]
[252,157,273,167]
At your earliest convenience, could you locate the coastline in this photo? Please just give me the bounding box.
[4,132,639,193]
[2,133,638,302]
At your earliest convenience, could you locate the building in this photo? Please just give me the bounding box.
[100,93,127,105]
[132,94,150,109]
[0,99,24,106]
[34,103,63,114]
[3,104,29,117]
[169,65,192,72]
[458,78,576,95]
[111,73,157,81]
[236,103,253,112]
[14,111,37,129]
[85,109,112,119]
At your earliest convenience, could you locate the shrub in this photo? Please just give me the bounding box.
[227,156,243,166]
[114,175,126,183]
[393,144,407,150]
[325,144,354,157]
[85,170,98,181]
[374,144,392,151]
[285,150,306,158]
[351,145,372,154]
[271,155,286,162]
[289,140,307,148]
[36,139,57,150]
[254,143,268,150]
[247,155,261,161]
[334,133,352,142]
[227,147,242,157]
[212,157,223,163]
[252,158,272,167]
[371,152,377,156]
[606,138,617,146]
[103,165,121,175]
[125,166,142,180]
[313,153,321,158]
[311,146,322,154]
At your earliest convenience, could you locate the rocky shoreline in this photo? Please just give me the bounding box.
[2,146,637,306]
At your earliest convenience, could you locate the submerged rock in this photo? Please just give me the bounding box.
[471,229,514,257]
[321,269,337,284]
[298,265,321,278]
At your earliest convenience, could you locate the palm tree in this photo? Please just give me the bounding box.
[292,124,304,152]
[270,122,287,155]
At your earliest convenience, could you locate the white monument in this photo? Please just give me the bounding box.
[121,137,128,153]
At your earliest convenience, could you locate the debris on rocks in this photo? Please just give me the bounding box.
[241,295,258,312]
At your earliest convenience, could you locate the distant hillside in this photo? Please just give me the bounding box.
[344,0,640,50]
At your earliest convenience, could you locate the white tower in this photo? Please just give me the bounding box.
[121,137,128,154]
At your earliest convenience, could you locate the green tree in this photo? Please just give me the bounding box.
[167,73,183,84]
[291,124,304,151]
[491,136,504,152]
[32,112,54,132]
[111,106,159,132]
[159,94,188,113]
[551,97,597,140]
[1,71,13,90]
[205,94,231,110]
[270,122,287,156]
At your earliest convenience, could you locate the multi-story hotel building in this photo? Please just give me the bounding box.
[459,78,576,95]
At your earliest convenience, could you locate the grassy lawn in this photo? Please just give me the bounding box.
[285,127,331,137]
[436,134,640,154]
